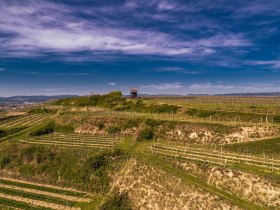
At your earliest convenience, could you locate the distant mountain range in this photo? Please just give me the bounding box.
[139,92,280,97]
[215,92,280,96]
[0,95,79,105]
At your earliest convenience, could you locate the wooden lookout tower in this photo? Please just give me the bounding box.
[130,88,138,99]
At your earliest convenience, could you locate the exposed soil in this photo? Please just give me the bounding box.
[110,158,241,210]
[175,161,280,208]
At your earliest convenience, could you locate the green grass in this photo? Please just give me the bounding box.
[0,187,77,206]
[0,196,51,210]
[223,137,280,157]
[76,194,103,210]
[0,179,87,197]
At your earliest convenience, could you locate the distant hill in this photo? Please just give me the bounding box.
[136,92,280,97]
[0,95,79,105]
[214,92,280,96]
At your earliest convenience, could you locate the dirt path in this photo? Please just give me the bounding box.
[0,192,80,210]
[0,184,91,202]
[0,177,88,195]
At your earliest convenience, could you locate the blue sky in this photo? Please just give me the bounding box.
[0,0,280,96]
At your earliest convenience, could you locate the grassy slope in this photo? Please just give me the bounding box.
[118,138,264,210]
[223,137,280,157]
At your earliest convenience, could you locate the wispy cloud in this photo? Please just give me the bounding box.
[142,82,183,90]
[20,71,93,76]
[0,68,5,71]
[188,82,280,94]
[108,82,117,86]
[152,67,201,74]
[247,60,280,69]
[53,73,93,76]
[0,0,252,61]
[189,83,235,90]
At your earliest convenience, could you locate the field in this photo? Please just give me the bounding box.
[0,114,55,129]
[20,133,120,149]
[1,93,280,209]
[151,143,280,172]
[0,177,91,209]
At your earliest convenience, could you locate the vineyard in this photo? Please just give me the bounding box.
[0,177,91,209]
[20,133,120,149]
[2,93,280,209]
[151,143,280,172]
[0,114,55,129]
[150,95,280,106]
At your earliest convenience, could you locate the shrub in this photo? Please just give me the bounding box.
[87,155,108,171]
[145,119,160,128]
[186,109,216,118]
[20,145,55,164]
[0,130,7,138]
[137,128,154,141]
[29,121,55,136]
[55,124,74,133]
[100,192,132,210]
[0,127,27,138]
[121,119,140,129]
[0,156,10,168]
[28,108,55,114]
[273,116,280,123]
[97,121,105,130]
[107,126,121,134]
[148,104,179,114]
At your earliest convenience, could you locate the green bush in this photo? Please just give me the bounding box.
[55,124,74,133]
[148,104,179,114]
[20,145,55,164]
[0,156,10,169]
[28,108,56,114]
[145,119,160,128]
[121,119,140,129]
[273,116,280,123]
[186,109,216,118]
[0,127,27,138]
[29,121,55,136]
[87,155,108,171]
[54,91,125,108]
[137,128,154,141]
[107,126,121,134]
[97,121,105,130]
[100,192,132,210]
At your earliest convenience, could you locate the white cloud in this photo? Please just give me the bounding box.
[0,0,251,60]
[108,82,117,86]
[157,1,178,11]
[248,60,280,69]
[187,82,280,94]
[0,68,5,71]
[189,83,234,90]
[142,82,183,90]
[152,67,200,74]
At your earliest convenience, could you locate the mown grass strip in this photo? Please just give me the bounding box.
[0,187,77,207]
[0,196,51,210]
[0,179,87,197]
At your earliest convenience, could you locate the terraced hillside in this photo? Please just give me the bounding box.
[0,114,55,129]
[20,133,121,149]
[151,143,280,172]
[0,177,91,209]
[1,93,280,209]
